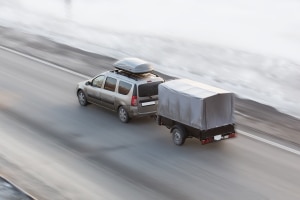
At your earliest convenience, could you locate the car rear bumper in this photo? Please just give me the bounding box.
[128,106,157,118]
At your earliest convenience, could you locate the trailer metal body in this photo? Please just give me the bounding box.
[157,79,236,145]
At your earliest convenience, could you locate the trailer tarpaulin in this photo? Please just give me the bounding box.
[158,79,234,130]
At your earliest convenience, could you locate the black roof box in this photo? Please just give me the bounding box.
[113,58,154,74]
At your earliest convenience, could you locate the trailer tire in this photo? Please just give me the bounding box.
[171,125,186,146]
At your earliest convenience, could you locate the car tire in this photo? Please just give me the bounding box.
[118,106,130,123]
[77,90,88,106]
[171,125,186,146]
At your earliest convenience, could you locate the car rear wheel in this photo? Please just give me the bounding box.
[171,125,186,146]
[77,90,88,106]
[118,106,130,123]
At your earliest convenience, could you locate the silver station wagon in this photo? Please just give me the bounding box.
[76,58,164,123]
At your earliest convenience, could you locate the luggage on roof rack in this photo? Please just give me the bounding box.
[113,58,154,74]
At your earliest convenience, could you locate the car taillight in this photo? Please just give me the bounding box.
[201,138,213,145]
[131,96,137,106]
[228,132,236,138]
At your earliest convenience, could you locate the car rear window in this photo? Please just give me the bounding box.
[118,81,132,95]
[138,81,162,97]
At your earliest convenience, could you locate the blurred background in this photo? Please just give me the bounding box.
[0,0,299,118]
[1,1,300,200]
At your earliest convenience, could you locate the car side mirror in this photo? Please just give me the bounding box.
[85,81,91,86]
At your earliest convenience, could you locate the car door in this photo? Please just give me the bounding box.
[86,75,105,105]
[101,76,117,110]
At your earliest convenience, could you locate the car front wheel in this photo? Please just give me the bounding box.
[77,90,88,106]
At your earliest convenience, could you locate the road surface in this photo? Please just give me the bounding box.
[1,48,300,200]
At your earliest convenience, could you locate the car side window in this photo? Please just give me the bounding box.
[92,75,105,88]
[104,77,117,92]
[118,81,132,95]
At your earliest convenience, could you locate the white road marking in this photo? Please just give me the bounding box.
[235,110,255,119]
[0,175,37,200]
[1,45,300,156]
[238,129,300,156]
[0,45,90,79]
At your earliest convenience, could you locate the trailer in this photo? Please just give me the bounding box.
[157,79,236,145]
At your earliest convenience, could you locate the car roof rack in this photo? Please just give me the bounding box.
[113,69,153,81]
[113,58,154,74]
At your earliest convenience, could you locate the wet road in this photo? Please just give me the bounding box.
[1,48,300,200]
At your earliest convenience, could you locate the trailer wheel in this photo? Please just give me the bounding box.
[171,125,186,146]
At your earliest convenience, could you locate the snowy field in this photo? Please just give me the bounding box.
[0,0,299,118]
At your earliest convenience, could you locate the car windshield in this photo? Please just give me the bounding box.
[138,81,162,97]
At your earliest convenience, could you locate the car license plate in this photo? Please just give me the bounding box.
[141,101,155,106]
[214,135,222,141]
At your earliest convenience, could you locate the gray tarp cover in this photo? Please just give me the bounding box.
[158,79,234,130]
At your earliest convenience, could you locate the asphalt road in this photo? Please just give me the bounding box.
[1,48,300,200]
